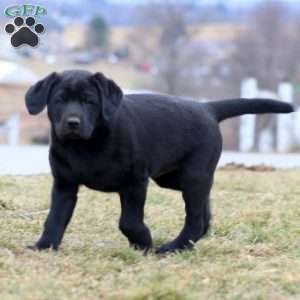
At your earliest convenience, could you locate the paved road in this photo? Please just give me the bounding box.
[219,151,300,169]
[0,146,49,175]
[0,146,300,175]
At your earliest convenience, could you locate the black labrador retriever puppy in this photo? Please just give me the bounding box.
[25,70,294,254]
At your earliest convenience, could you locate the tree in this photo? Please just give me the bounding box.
[86,15,109,50]
[231,1,300,90]
[131,1,206,96]
[229,1,300,150]
[156,3,189,94]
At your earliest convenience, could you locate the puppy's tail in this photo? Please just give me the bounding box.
[206,98,294,123]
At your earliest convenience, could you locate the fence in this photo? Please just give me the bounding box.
[0,114,20,146]
[239,78,299,152]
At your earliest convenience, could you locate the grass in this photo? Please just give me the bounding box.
[0,169,299,300]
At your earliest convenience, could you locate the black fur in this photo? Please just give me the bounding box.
[25,70,294,254]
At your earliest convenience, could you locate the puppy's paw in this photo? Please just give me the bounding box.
[28,239,59,251]
[127,226,153,255]
[130,242,152,255]
[155,242,178,255]
[155,240,193,255]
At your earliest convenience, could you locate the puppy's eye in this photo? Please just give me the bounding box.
[54,98,64,104]
[85,99,96,105]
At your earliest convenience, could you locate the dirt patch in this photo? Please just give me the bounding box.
[221,162,276,172]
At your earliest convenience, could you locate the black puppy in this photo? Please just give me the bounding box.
[25,70,293,254]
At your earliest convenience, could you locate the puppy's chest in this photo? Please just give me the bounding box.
[51,148,130,191]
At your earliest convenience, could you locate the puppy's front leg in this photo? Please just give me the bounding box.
[119,180,152,252]
[33,179,79,250]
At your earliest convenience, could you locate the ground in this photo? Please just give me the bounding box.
[0,169,299,300]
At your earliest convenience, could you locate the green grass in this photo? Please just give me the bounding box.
[0,170,299,299]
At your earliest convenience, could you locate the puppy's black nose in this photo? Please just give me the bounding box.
[67,116,81,129]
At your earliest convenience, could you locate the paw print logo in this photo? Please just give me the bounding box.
[5,16,45,48]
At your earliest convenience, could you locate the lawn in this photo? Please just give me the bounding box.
[0,169,299,300]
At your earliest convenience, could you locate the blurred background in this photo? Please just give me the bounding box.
[0,0,300,174]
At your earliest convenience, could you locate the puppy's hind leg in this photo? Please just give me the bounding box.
[156,152,219,254]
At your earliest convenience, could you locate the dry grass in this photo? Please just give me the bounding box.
[0,170,299,300]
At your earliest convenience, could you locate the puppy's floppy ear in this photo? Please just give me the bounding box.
[25,72,59,115]
[91,72,123,122]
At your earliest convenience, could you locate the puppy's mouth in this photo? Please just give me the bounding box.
[56,126,83,140]
[54,123,93,142]
[64,131,82,140]
[59,129,92,141]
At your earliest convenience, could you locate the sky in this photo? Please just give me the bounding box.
[106,0,298,5]
[54,0,298,7]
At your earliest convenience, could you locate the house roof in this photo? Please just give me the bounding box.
[0,60,38,86]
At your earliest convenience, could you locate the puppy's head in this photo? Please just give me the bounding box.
[25,70,123,141]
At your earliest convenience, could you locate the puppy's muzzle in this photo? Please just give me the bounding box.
[57,113,92,141]
[61,115,83,139]
[66,116,81,130]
